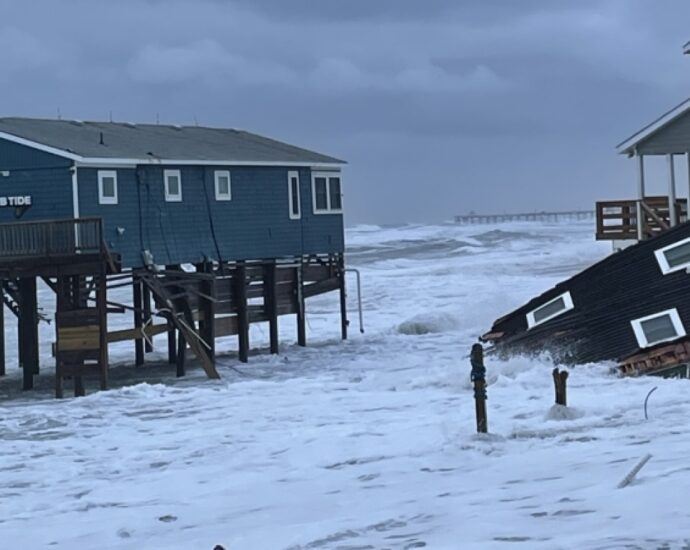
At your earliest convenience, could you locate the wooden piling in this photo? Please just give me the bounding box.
[142,283,153,353]
[133,279,145,366]
[167,326,177,365]
[236,263,249,362]
[552,368,569,406]
[18,277,39,390]
[265,262,279,354]
[296,263,306,347]
[470,343,488,433]
[199,263,216,364]
[97,269,108,391]
[54,274,66,399]
[176,332,186,377]
[72,275,85,395]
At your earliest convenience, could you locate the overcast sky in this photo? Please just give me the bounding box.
[1,0,690,224]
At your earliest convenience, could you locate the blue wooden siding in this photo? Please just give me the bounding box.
[77,165,344,268]
[0,138,73,224]
[76,168,143,267]
[0,137,344,266]
[300,169,345,256]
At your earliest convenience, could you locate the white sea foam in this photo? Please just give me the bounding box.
[2,219,689,549]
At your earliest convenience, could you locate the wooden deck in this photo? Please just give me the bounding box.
[596,196,688,240]
[0,217,348,398]
[0,217,102,258]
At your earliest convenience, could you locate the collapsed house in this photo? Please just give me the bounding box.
[484,41,690,377]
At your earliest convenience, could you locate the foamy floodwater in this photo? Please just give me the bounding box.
[2,220,689,549]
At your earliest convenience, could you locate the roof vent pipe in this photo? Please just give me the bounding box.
[99,132,105,146]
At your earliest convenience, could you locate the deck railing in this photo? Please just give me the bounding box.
[596,197,687,240]
[0,217,103,259]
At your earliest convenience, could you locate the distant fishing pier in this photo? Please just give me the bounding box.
[454,210,595,225]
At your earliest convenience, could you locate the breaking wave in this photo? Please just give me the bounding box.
[396,312,459,335]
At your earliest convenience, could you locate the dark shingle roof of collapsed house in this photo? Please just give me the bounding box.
[0,117,345,165]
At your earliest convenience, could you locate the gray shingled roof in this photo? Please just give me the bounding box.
[0,117,345,165]
[616,95,690,155]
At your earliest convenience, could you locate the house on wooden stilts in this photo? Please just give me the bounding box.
[0,117,350,397]
[484,41,690,377]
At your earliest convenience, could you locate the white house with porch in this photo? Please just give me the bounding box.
[597,42,690,247]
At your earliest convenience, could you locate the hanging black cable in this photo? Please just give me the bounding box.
[200,168,224,267]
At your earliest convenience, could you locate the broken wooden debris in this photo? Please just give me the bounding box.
[617,454,652,489]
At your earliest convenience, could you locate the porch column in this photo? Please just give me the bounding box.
[668,154,678,227]
[636,154,646,240]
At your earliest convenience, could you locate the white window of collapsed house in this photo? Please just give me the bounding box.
[631,308,686,348]
[98,170,118,205]
[164,169,182,202]
[655,236,690,274]
[526,291,574,329]
[288,170,301,219]
[214,170,232,201]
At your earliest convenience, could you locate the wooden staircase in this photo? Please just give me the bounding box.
[139,269,219,379]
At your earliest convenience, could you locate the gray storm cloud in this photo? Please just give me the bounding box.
[0,0,688,223]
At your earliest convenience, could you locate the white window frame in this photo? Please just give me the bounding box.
[214,170,232,201]
[526,291,574,329]
[97,170,118,205]
[164,169,182,202]
[630,308,686,348]
[288,170,301,220]
[654,236,690,274]
[311,171,343,214]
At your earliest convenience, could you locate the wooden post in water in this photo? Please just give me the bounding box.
[470,343,488,433]
[176,332,186,377]
[296,262,306,347]
[552,368,569,406]
[167,325,177,365]
[164,265,178,366]
[199,263,216,364]
[97,269,109,391]
[133,279,144,367]
[236,263,249,363]
[18,277,39,390]
[265,261,279,354]
[142,282,153,353]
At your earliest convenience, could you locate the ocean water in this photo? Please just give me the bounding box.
[2,220,690,549]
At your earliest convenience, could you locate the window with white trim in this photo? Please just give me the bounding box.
[164,169,182,202]
[98,170,118,205]
[631,308,686,348]
[288,171,301,219]
[214,170,231,201]
[311,172,342,214]
[526,291,574,329]
[655,236,690,274]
